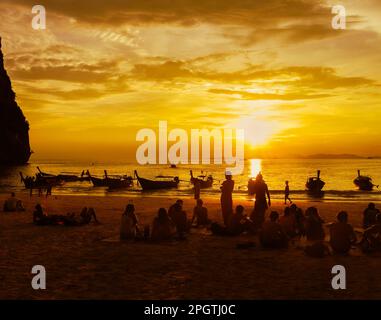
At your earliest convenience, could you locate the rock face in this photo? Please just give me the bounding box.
[0,37,31,165]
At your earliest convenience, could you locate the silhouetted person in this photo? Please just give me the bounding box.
[192,199,209,227]
[260,211,288,249]
[290,204,305,236]
[305,207,325,241]
[3,192,25,212]
[120,204,139,240]
[361,213,381,253]
[363,203,380,229]
[329,211,356,255]
[169,199,183,217]
[280,206,297,238]
[194,179,201,200]
[284,180,292,204]
[151,208,176,241]
[250,172,271,231]
[169,202,188,238]
[228,205,255,235]
[220,171,234,226]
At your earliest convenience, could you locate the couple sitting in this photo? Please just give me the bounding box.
[3,193,25,212]
[211,205,255,236]
[120,199,199,242]
[33,204,99,226]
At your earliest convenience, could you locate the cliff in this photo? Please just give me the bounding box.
[0,37,31,165]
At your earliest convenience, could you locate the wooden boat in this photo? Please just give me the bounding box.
[19,172,63,189]
[88,170,133,188]
[134,170,179,190]
[37,167,90,182]
[190,170,213,188]
[354,170,377,191]
[306,170,325,192]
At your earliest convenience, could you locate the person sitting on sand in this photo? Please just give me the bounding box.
[33,204,62,226]
[3,192,25,212]
[290,204,305,237]
[151,208,176,241]
[304,207,325,241]
[363,203,380,229]
[228,205,255,236]
[120,204,139,240]
[169,199,183,217]
[329,211,357,255]
[169,202,189,238]
[63,207,99,226]
[280,206,297,238]
[361,213,381,253]
[259,211,288,249]
[191,199,210,227]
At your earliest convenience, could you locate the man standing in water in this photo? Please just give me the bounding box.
[220,171,234,226]
[284,180,292,204]
[250,172,271,231]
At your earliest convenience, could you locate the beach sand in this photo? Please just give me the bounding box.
[1,193,381,300]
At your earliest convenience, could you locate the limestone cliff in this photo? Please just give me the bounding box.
[0,37,31,165]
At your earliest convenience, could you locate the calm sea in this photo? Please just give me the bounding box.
[0,158,380,202]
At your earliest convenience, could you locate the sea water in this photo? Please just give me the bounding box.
[0,158,380,202]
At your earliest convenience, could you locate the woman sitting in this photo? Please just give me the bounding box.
[151,208,176,241]
[329,211,356,255]
[304,207,325,241]
[280,206,297,238]
[120,204,139,240]
[260,211,288,249]
[191,199,210,227]
[361,213,381,253]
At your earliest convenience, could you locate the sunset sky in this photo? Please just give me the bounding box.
[1,0,380,161]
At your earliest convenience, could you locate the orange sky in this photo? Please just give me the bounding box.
[0,0,380,161]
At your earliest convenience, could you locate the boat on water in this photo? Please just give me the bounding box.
[306,170,325,192]
[37,167,90,182]
[134,170,179,191]
[354,170,378,191]
[88,170,133,188]
[19,171,63,189]
[190,170,213,188]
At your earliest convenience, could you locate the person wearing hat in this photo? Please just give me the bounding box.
[220,171,234,226]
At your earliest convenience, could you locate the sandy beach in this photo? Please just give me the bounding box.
[1,193,381,300]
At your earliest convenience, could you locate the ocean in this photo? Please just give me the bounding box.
[0,158,380,202]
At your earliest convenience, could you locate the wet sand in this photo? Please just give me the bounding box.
[1,193,381,300]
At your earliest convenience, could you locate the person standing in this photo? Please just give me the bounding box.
[284,180,292,204]
[220,171,234,226]
[250,172,271,231]
[194,179,201,200]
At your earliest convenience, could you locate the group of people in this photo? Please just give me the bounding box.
[33,204,99,226]
[120,198,211,241]
[3,184,381,255]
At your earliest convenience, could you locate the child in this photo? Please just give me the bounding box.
[284,180,292,205]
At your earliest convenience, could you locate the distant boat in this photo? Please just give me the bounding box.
[170,164,177,168]
[190,170,213,188]
[306,170,325,192]
[88,170,133,188]
[134,170,179,190]
[354,170,378,191]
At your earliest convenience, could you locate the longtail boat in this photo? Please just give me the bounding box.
[190,170,213,188]
[134,170,179,190]
[354,170,378,191]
